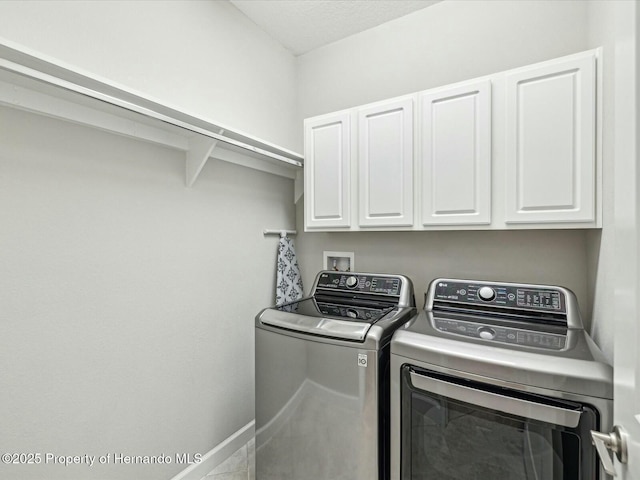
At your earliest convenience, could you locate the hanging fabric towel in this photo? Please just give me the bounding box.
[276,233,304,305]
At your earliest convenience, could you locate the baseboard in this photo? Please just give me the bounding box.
[168,420,255,480]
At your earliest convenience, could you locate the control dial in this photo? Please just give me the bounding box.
[345,276,358,288]
[478,286,496,301]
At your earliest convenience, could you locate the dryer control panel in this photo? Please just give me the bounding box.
[433,280,566,313]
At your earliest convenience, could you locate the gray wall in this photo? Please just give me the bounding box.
[0,107,294,480]
[585,0,629,363]
[0,1,297,479]
[296,204,590,314]
[0,0,298,151]
[295,0,596,327]
[296,0,590,133]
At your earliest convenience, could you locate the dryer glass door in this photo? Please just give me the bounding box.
[400,366,599,479]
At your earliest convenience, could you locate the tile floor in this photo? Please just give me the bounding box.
[202,438,255,480]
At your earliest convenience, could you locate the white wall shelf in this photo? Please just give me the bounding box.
[0,39,304,188]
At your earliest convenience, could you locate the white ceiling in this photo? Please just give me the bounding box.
[229,0,442,56]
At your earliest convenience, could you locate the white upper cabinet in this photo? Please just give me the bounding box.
[304,112,352,229]
[358,98,414,227]
[504,51,596,224]
[419,79,492,225]
[302,48,600,232]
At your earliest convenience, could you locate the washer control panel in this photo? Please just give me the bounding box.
[433,318,566,350]
[316,272,402,296]
[433,280,566,313]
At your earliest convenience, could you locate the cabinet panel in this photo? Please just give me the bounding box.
[302,48,599,232]
[358,98,414,227]
[304,113,351,228]
[505,53,596,223]
[420,79,491,225]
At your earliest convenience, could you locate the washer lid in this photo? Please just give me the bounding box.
[279,296,394,321]
[259,310,371,341]
[259,297,394,341]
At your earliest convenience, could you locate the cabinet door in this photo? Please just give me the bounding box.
[304,113,351,229]
[358,98,414,227]
[419,79,492,225]
[505,52,596,224]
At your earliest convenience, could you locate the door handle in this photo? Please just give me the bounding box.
[409,371,582,427]
[591,425,628,477]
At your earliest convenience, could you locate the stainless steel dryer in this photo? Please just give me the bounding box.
[390,278,613,480]
[256,271,415,480]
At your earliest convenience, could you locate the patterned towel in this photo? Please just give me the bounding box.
[276,234,304,305]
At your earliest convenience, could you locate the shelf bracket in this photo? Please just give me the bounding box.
[294,170,304,204]
[185,130,223,187]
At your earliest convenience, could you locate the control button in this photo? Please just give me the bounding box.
[478,286,496,301]
[346,309,358,318]
[346,276,358,288]
[507,293,516,301]
[478,327,496,340]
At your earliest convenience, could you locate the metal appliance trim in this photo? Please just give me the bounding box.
[392,351,613,405]
[409,370,582,428]
[259,311,371,341]
[391,328,614,399]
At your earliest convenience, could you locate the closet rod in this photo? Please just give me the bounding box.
[0,53,303,169]
[263,229,297,236]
